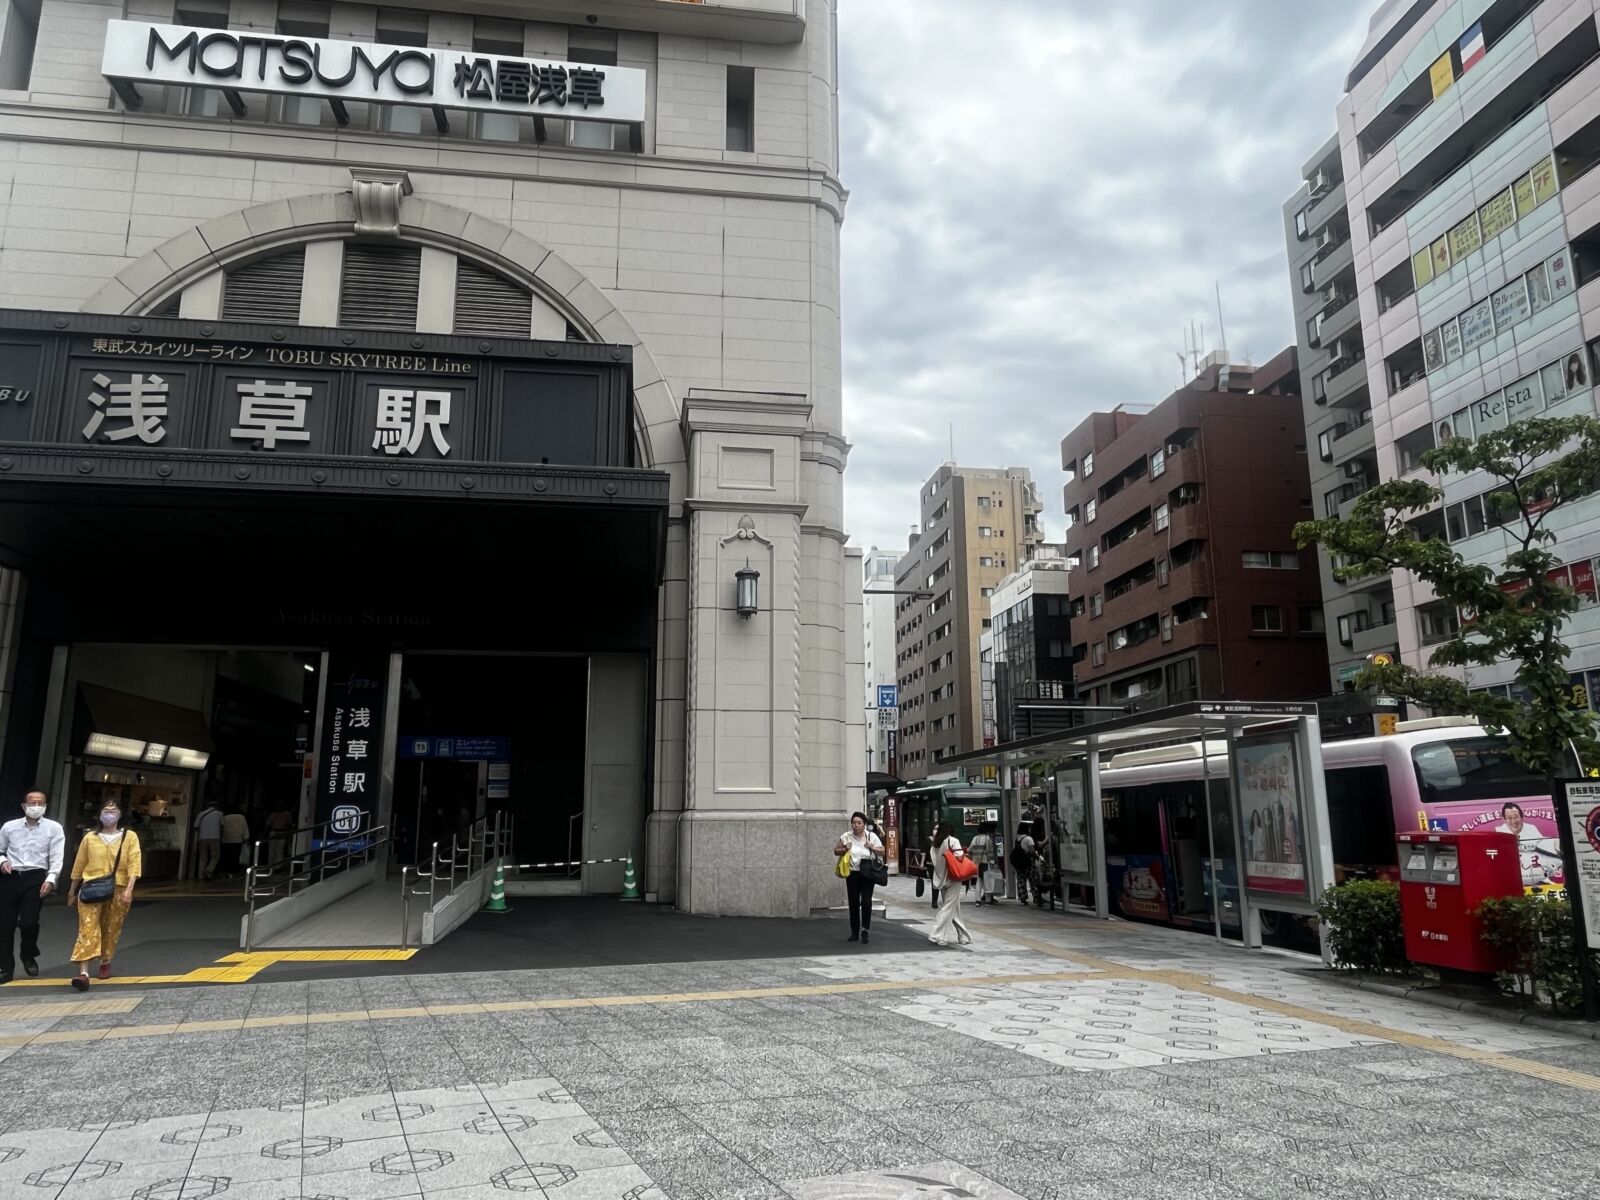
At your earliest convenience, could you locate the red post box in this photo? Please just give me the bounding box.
[1396,830,1523,974]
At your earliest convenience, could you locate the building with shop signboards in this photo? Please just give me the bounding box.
[1312,0,1600,709]
[0,0,853,919]
[1059,352,1330,709]
[861,546,900,779]
[986,547,1076,742]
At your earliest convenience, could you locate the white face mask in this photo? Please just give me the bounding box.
[23,805,44,820]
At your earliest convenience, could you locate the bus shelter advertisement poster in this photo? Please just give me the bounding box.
[1056,769,1091,879]
[1563,781,1600,949]
[1234,736,1308,898]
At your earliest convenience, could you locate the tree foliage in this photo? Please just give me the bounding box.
[1293,414,1600,777]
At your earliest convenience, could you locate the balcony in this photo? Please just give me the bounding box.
[1319,290,1362,344]
[1323,353,1369,407]
[533,0,806,43]
[1312,236,1355,292]
[1352,620,1399,657]
[1330,413,1375,461]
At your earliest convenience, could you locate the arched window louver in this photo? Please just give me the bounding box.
[338,244,420,330]
[221,249,305,324]
[454,260,533,337]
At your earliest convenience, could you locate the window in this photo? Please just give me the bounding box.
[1418,604,1459,645]
[1396,424,1435,474]
[0,0,39,89]
[1317,428,1335,461]
[1092,642,1105,666]
[1242,551,1297,569]
[979,556,994,568]
[978,525,993,537]
[1166,658,1198,702]
[175,0,229,26]
[1156,558,1169,587]
[1088,546,1100,569]
[277,2,331,124]
[726,65,755,152]
[1528,263,1553,314]
[376,7,429,45]
[1336,613,1355,646]
[980,587,993,598]
[1295,208,1310,239]
[1153,502,1169,532]
[1298,606,1326,634]
[976,495,991,510]
[1084,500,1096,524]
[1083,452,1094,478]
[1090,593,1103,617]
[1300,261,1316,291]
[1150,448,1166,478]
[1250,605,1283,633]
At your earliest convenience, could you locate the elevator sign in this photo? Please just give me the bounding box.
[101,21,647,126]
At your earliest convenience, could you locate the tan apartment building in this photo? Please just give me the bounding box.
[894,465,1044,776]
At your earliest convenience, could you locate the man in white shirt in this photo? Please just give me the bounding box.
[0,789,65,982]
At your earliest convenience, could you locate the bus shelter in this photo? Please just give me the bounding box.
[940,700,1334,952]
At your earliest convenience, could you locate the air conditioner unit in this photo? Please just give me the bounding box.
[1309,168,1331,197]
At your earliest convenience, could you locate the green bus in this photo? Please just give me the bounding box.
[893,780,1002,877]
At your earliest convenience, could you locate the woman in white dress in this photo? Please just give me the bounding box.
[929,820,972,947]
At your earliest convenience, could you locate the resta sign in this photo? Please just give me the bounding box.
[101,20,647,124]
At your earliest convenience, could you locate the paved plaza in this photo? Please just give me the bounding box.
[3,882,1599,1200]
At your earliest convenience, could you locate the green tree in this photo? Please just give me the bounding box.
[1293,413,1600,776]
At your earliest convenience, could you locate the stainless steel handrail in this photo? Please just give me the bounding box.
[401,811,508,949]
[242,809,387,952]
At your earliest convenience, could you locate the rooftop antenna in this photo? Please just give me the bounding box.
[948,422,954,463]
[1215,281,1229,360]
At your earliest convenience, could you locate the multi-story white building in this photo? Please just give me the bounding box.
[1320,0,1600,705]
[0,0,852,919]
[861,545,899,778]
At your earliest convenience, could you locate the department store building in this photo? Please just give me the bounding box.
[0,0,856,916]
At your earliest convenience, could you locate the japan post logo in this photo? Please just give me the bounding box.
[330,805,362,836]
[1424,886,1437,909]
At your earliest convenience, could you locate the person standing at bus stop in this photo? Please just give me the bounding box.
[969,821,999,905]
[835,812,884,943]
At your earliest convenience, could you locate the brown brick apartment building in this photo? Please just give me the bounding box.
[1060,351,1330,708]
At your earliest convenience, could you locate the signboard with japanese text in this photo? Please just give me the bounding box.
[1563,782,1600,951]
[1233,733,1309,902]
[312,653,387,847]
[0,312,635,473]
[399,735,511,760]
[101,21,646,126]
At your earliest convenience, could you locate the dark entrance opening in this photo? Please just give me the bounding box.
[392,654,588,871]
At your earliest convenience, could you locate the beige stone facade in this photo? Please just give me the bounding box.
[0,0,853,916]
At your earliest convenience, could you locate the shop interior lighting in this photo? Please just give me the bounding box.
[165,746,211,770]
[85,733,147,761]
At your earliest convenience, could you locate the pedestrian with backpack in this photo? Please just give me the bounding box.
[1010,825,1036,905]
[929,820,974,947]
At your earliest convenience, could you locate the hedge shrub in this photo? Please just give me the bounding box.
[1478,894,1600,1015]
[1317,880,1407,974]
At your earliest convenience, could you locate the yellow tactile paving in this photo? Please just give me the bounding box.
[0,996,141,1019]
[986,927,1600,1094]
[0,948,418,988]
[0,968,1103,1048]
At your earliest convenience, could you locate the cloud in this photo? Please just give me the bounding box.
[839,0,1371,558]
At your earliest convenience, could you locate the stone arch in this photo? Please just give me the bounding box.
[80,190,683,473]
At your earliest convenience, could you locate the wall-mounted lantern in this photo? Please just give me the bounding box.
[735,562,761,618]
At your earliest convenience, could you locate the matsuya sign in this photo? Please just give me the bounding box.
[101,20,647,127]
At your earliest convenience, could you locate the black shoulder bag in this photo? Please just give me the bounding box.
[78,834,127,904]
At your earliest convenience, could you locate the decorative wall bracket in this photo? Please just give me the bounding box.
[720,513,773,548]
[349,168,413,238]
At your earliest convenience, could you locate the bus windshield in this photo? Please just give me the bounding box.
[1410,737,1573,804]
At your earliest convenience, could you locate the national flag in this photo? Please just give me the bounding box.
[1460,22,1486,73]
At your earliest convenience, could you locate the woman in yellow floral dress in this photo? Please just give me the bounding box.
[66,800,140,990]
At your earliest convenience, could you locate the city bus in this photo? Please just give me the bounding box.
[1094,718,1570,943]
[894,780,1002,878]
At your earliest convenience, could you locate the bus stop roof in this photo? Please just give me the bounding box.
[939,700,1320,770]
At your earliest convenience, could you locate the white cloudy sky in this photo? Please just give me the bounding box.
[837,0,1374,556]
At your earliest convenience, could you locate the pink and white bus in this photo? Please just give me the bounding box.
[1094,717,1567,942]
